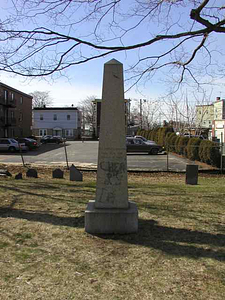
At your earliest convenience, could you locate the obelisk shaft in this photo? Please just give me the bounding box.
[95,59,128,209]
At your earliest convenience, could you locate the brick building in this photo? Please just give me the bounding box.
[0,82,33,138]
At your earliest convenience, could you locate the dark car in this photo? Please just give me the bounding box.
[126,137,163,155]
[40,135,64,144]
[16,138,40,150]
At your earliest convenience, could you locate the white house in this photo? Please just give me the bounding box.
[32,107,81,140]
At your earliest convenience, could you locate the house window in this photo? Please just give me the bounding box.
[11,93,14,101]
[19,112,23,122]
[67,115,70,120]
[65,129,73,136]
[53,114,57,120]
[20,96,23,104]
[10,129,15,137]
[40,114,43,120]
[39,129,47,136]
[4,90,8,101]
[10,111,15,118]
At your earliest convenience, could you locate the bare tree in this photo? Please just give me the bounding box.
[130,99,161,129]
[78,95,96,134]
[0,1,224,92]
[30,91,53,108]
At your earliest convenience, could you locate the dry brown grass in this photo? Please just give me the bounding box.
[0,165,225,300]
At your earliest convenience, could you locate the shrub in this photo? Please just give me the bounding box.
[169,135,179,152]
[157,127,174,147]
[178,136,190,156]
[199,140,208,163]
[150,128,158,142]
[186,138,202,161]
[175,136,181,154]
[199,140,220,167]
[165,132,176,151]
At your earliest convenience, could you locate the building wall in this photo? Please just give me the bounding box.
[93,98,129,138]
[33,108,81,139]
[0,83,32,138]
[212,120,225,142]
[196,104,214,128]
[214,99,225,120]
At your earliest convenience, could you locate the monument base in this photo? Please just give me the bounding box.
[85,200,138,234]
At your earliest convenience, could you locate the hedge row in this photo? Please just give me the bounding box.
[136,128,220,167]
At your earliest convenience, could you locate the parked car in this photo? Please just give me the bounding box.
[134,135,156,144]
[40,135,65,144]
[126,137,163,155]
[16,138,40,150]
[0,138,28,153]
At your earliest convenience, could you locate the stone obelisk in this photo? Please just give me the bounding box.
[85,59,138,234]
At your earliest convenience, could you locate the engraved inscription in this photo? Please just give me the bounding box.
[100,161,126,185]
[98,188,115,204]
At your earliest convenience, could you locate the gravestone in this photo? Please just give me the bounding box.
[52,168,64,179]
[70,164,83,181]
[186,164,198,185]
[15,173,23,180]
[26,168,38,178]
[85,59,138,234]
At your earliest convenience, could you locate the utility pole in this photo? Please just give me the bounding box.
[140,99,146,129]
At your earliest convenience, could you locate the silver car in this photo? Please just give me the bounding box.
[0,138,28,153]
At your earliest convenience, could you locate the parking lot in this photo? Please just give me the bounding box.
[0,141,211,171]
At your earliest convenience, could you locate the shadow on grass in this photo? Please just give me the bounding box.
[97,219,225,262]
[0,207,84,228]
[0,206,224,261]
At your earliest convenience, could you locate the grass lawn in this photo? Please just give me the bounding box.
[0,166,225,300]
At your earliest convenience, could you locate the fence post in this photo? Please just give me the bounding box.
[166,149,169,171]
[19,144,25,167]
[64,140,69,170]
[221,133,223,174]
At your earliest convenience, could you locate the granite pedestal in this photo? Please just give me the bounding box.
[85,200,138,234]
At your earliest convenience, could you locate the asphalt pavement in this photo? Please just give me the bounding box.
[0,141,212,171]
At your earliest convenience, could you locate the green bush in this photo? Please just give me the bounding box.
[199,140,220,167]
[157,127,174,147]
[150,128,158,142]
[165,132,175,151]
[178,136,190,156]
[175,136,181,154]
[199,140,208,163]
[186,138,202,161]
[169,135,179,152]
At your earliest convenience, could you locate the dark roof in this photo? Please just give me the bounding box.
[33,107,78,110]
[0,82,33,98]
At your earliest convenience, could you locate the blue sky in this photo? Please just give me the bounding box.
[0,0,224,108]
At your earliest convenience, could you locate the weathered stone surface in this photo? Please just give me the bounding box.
[0,169,12,177]
[95,59,128,209]
[52,168,64,179]
[0,174,7,178]
[85,59,138,234]
[186,164,198,185]
[85,201,138,234]
[26,168,38,178]
[70,164,83,181]
[15,173,23,180]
